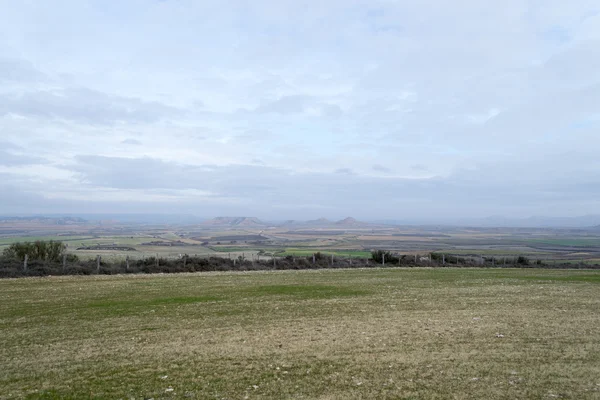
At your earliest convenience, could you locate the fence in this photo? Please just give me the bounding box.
[1,251,598,278]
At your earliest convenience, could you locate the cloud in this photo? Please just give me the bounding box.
[0,1,599,219]
[121,138,143,145]
[0,150,48,166]
[372,164,391,173]
[256,95,312,114]
[0,88,181,124]
[0,57,47,83]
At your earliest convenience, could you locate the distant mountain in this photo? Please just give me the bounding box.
[0,216,88,225]
[305,217,332,226]
[458,215,600,228]
[202,217,265,227]
[335,217,368,227]
[280,220,298,226]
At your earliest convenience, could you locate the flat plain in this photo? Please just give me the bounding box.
[1,268,599,399]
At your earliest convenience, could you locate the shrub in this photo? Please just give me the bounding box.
[371,250,398,264]
[517,256,530,265]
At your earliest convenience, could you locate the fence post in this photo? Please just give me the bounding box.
[96,255,101,273]
[62,254,66,272]
[414,254,417,263]
[273,256,276,268]
[156,254,159,268]
[313,254,315,265]
[126,255,130,272]
[24,254,28,272]
[331,254,334,266]
[382,253,385,266]
[442,254,445,265]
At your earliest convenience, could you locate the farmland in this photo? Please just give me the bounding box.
[2,217,600,266]
[1,268,599,399]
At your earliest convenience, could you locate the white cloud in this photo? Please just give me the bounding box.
[0,1,599,219]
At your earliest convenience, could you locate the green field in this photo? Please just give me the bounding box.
[1,268,599,399]
[525,238,600,247]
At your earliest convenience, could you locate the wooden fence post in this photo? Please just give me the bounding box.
[24,254,28,272]
[442,254,445,265]
[382,253,385,266]
[126,255,130,272]
[96,255,101,273]
[273,256,276,268]
[331,254,334,266]
[313,254,315,265]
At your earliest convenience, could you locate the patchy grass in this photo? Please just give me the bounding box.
[245,284,369,299]
[1,268,599,399]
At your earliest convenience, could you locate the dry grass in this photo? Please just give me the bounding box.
[1,269,599,399]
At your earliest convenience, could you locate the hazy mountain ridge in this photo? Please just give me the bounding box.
[202,217,265,227]
[3,214,600,228]
[0,216,88,225]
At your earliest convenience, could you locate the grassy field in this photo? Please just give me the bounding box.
[1,269,599,399]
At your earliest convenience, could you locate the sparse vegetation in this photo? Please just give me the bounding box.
[0,268,598,399]
[2,240,66,262]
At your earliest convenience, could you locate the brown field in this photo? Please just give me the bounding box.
[1,268,599,399]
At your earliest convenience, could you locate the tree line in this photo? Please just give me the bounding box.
[0,241,597,278]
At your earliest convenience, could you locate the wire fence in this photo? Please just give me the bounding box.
[1,251,598,278]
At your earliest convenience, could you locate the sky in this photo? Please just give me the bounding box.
[1,0,599,221]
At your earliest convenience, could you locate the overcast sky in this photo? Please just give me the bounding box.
[1,1,599,221]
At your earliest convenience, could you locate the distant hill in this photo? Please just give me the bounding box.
[280,220,298,226]
[305,217,332,226]
[280,217,371,229]
[202,217,265,227]
[454,215,600,228]
[0,216,88,225]
[334,217,367,226]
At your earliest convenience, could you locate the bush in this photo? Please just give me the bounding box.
[2,240,66,263]
[371,250,398,264]
[517,256,530,265]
